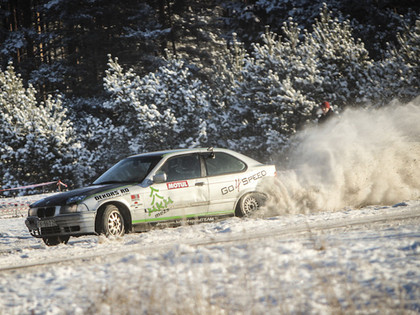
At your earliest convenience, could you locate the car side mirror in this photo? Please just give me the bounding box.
[153,173,167,184]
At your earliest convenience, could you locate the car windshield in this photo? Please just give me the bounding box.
[93,155,162,185]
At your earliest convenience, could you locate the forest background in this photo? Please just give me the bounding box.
[0,0,419,191]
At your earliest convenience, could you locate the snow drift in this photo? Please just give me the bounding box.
[260,96,420,216]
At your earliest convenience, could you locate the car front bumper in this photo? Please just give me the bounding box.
[25,212,96,238]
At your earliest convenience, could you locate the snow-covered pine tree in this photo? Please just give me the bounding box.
[307,5,375,106]
[208,33,248,150]
[64,96,130,181]
[373,19,420,104]
[103,56,218,153]
[227,21,317,161]
[103,56,170,154]
[0,62,88,191]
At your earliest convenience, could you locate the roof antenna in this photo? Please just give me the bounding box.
[207,147,215,159]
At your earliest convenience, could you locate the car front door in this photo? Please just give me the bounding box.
[142,154,209,221]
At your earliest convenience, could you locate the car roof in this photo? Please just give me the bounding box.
[128,148,203,158]
[128,148,263,165]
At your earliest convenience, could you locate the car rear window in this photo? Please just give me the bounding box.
[205,152,246,176]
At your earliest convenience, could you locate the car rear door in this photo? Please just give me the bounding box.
[203,152,247,214]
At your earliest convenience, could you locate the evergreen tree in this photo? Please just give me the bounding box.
[1,0,167,97]
[208,33,248,149]
[103,56,171,155]
[0,1,418,186]
[103,56,218,153]
[225,21,318,161]
[0,62,88,190]
[217,6,419,161]
[65,96,129,181]
[356,18,420,107]
[222,0,420,60]
[157,0,228,83]
[307,6,374,106]
[379,19,420,103]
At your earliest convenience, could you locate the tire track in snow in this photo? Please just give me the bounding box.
[1,205,419,273]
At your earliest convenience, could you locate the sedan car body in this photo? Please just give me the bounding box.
[25,148,276,245]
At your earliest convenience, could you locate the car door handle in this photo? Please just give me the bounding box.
[195,182,205,186]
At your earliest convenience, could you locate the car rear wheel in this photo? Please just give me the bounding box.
[42,235,70,246]
[236,193,265,217]
[102,205,125,237]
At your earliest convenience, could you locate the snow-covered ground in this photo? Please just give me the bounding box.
[1,100,420,314]
[0,196,419,315]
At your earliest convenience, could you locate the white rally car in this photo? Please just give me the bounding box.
[25,148,276,245]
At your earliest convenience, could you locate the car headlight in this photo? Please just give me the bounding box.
[60,203,88,214]
[66,195,87,204]
[60,195,89,214]
[28,208,38,216]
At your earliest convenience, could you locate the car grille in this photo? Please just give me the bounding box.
[41,226,61,235]
[36,207,56,218]
[64,226,80,233]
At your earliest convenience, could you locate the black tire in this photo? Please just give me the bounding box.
[42,235,70,246]
[102,205,125,237]
[236,193,265,217]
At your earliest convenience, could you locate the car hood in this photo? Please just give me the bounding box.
[30,183,131,207]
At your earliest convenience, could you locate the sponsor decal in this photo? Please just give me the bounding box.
[241,170,267,185]
[130,194,142,209]
[167,180,189,190]
[221,184,235,195]
[191,217,216,223]
[155,208,169,218]
[131,194,140,201]
[94,187,130,201]
[155,216,216,227]
[221,170,268,195]
[235,178,241,192]
[145,186,173,217]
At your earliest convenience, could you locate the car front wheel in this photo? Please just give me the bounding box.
[102,205,125,237]
[42,235,70,246]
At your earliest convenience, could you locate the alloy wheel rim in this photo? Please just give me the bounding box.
[108,211,123,236]
[243,197,259,215]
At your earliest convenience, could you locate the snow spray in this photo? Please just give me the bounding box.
[258,96,420,216]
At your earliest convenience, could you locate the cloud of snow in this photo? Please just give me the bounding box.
[259,96,420,216]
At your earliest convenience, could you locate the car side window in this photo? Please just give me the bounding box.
[205,152,246,176]
[159,154,201,182]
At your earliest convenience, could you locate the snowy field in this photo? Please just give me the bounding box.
[0,196,419,315]
[1,101,420,314]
